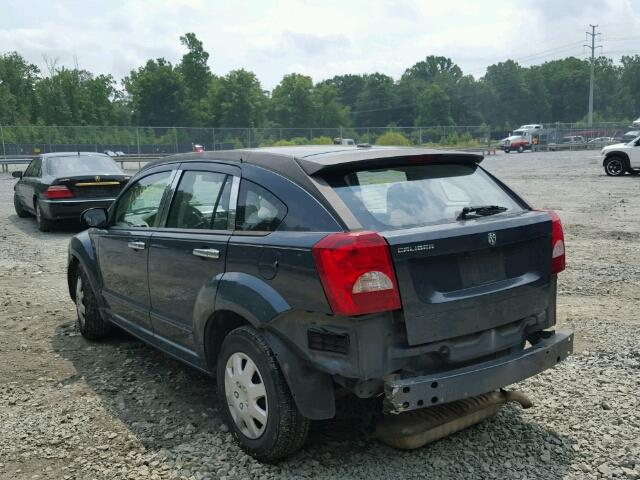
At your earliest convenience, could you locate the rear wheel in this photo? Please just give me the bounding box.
[604,156,626,177]
[75,266,112,340]
[217,326,310,461]
[13,194,30,218]
[35,199,54,232]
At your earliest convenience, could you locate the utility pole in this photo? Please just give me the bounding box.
[584,24,602,127]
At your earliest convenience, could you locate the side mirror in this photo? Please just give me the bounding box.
[81,208,108,229]
[12,171,23,178]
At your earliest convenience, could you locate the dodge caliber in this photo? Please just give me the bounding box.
[67,146,572,460]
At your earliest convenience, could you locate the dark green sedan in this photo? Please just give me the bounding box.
[12,152,130,231]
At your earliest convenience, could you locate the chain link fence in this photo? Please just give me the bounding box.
[0,122,637,157]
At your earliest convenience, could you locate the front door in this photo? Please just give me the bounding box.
[97,168,174,335]
[148,165,238,355]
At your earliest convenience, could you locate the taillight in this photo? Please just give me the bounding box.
[536,209,565,274]
[549,210,566,274]
[312,231,401,316]
[45,185,74,199]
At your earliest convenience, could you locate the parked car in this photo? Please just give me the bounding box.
[601,135,640,176]
[620,130,640,143]
[192,143,205,153]
[561,135,585,144]
[12,152,129,231]
[588,137,615,144]
[500,135,530,153]
[103,150,117,157]
[68,146,572,461]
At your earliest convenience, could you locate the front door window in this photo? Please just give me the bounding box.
[113,171,172,228]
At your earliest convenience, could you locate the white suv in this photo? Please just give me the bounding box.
[601,135,640,176]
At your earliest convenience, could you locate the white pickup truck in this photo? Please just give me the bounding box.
[601,135,640,176]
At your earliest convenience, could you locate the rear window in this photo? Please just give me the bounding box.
[45,155,122,176]
[326,163,524,230]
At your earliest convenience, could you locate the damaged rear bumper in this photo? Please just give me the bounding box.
[384,330,573,413]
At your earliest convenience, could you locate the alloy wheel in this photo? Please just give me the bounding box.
[224,352,268,439]
[606,159,623,176]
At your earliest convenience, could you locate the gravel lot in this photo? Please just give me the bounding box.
[1,150,639,480]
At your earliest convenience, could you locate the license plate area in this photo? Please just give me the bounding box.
[459,249,506,288]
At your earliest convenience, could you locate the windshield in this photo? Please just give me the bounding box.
[326,163,524,231]
[45,155,122,176]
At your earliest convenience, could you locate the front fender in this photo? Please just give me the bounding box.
[214,272,291,326]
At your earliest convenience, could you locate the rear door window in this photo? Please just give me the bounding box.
[326,163,523,230]
[235,180,287,232]
[165,171,231,230]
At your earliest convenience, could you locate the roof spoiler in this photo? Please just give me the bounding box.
[296,150,484,176]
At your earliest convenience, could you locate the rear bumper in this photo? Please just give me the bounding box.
[40,198,115,220]
[384,330,573,413]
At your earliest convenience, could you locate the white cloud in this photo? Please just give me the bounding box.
[1,0,639,89]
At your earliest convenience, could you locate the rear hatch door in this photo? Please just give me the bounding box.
[384,212,551,346]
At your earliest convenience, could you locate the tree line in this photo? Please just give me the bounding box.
[1,32,639,131]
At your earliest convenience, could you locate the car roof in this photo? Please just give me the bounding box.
[149,145,484,177]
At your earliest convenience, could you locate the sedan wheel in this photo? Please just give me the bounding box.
[604,157,625,176]
[35,200,53,232]
[224,352,268,439]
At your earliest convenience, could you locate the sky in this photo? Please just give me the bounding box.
[1,0,640,90]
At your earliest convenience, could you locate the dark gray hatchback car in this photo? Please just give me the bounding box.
[67,146,572,460]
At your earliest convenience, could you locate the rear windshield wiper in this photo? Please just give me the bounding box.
[457,205,508,220]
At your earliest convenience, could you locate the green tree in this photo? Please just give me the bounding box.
[354,73,396,127]
[311,83,350,127]
[269,73,315,128]
[124,58,191,126]
[415,83,453,126]
[206,69,266,127]
[177,32,212,124]
[0,52,40,124]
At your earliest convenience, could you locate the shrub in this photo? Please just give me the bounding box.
[375,131,412,146]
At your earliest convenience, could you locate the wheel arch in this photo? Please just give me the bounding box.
[204,308,336,420]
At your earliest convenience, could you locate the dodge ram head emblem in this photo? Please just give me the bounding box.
[95,176,101,182]
[488,232,497,246]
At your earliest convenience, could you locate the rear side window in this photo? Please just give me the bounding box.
[235,180,287,232]
[326,164,523,230]
[166,171,231,230]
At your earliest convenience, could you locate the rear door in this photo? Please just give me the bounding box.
[97,167,175,334]
[147,163,238,353]
[325,162,553,346]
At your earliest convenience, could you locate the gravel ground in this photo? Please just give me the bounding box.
[0,150,639,480]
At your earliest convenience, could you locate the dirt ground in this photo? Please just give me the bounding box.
[0,150,639,480]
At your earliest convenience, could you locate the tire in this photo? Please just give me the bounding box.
[13,194,30,218]
[75,266,112,340]
[504,148,511,153]
[217,326,310,461]
[35,199,54,232]
[517,145,524,153]
[604,156,626,177]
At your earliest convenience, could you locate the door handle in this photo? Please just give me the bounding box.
[127,241,146,251]
[192,248,220,259]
